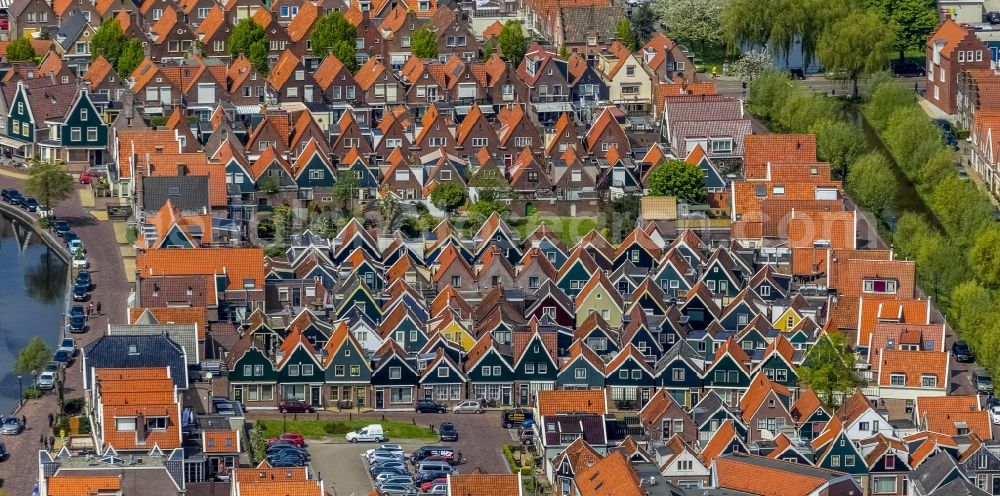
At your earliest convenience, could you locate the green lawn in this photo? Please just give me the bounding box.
[511,216,599,246]
[256,419,437,441]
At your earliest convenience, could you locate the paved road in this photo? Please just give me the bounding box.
[0,168,131,496]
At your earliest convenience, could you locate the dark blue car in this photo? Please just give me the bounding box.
[52,221,70,237]
[69,305,86,332]
[52,350,72,364]
[72,281,89,301]
[76,270,92,290]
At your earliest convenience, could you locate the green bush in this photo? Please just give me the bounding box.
[64,397,86,415]
[77,415,91,434]
[23,386,44,399]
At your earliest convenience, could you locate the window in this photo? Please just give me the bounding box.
[335,365,345,376]
[863,279,898,294]
[472,137,488,147]
[116,417,136,431]
[890,373,906,386]
[859,421,869,431]
[70,128,81,141]
[845,455,855,467]
[711,138,733,154]
[574,368,586,379]
[389,366,401,379]
[619,370,628,379]
[451,275,461,287]
[921,374,937,387]
[872,476,897,495]
[492,366,501,376]
[243,365,252,376]
[302,364,313,376]
[528,276,539,288]
[677,460,693,471]
[254,365,263,376]
[514,137,532,147]
[831,455,840,467]
[288,364,300,376]
[775,369,787,382]
[885,455,895,470]
[87,128,97,141]
[672,368,685,381]
[630,370,641,379]
[147,417,168,430]
[525,363,535,374]
[538,363,547,374]
[959,51,966,62]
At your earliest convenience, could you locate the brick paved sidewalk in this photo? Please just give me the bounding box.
[0,172,131,495]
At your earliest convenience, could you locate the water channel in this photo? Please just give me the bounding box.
[0,213,68,415]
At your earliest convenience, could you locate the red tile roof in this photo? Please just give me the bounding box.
[537,389,606,416]
[136,248,265,290]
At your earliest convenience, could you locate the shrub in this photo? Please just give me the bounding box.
[64,397,86,415]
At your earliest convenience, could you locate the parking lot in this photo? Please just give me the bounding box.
[261,410,515,494]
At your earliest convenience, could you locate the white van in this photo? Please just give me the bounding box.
[345,424,385,443]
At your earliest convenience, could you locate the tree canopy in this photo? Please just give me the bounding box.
[329,41,359,73]
[229,18,269,75]
[117,39,144,77]
[311,11,357,58]
[655,0,724,50]
[846,152,896,216]
[797,332,860,408]
[498,20,528,67]
[411,26,438,59]
[863,0,937,60]
[616,19,637,51]
[646,159,706,202]
[26,161,75,211]
[91,18,127,67]
[14,336,52,374]
[816,10,895,99]
[7,37,35,61]
[629,3,657,48]
[430,182,468,215]
[722,0,851,69]
[334,171,360,211]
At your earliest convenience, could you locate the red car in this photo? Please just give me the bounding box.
[421,478,447,492]
[79,170,98,184]
[268,432,305,448]
[278,400,315,413]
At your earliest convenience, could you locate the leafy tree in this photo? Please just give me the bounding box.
[731,51,774,81]
[330,40,359,73]
[931,176,993,245]
[26,160,74,211]
[950,281,995,342]
[970,225,1000,289]
[776,91,837,133]
[558,44,569,60]
[630,3,657,47]
[816,10,894,100]
[430,182,467,215]
[863,0,937,61]
[656,0,724,52]
[116,39,145,77]
[91,18,127,66]
[229,18,268,74]
[616,19,637,51]
[311,11,356,57]
[812,119,868,177]
[482,37,499,59]
[891,212,934,259]
[846,152,895,216]
[7,36,35,61]
[467,198,510,229]
[746,69,795,123]
[722,0,850,69]
[499,20,528,67]
[646,159,706,202]
[411,26,438,59]
[883,107,943,176]
[258,175,279,194]
[334,171,360,211]
[797,332,860,408]
[864,78,916,130]
[14,336,52,374]
[919,148,958,186]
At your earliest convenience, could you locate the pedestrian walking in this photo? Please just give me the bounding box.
[49,436,54,451]
[48,412,54,427]
[22,415,26,428]
[96,301,102,315]
[40,434,44,447]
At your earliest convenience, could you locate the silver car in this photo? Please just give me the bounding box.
[378,483,416,496]
[0,417,21,435]
[36,371,56,390]
[452,400,483,414]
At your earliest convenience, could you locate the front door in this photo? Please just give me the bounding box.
[232,386,243,404]
[310,386,321,407]
[640,388,651,406]
[518,384,529,406]
[375,389,384,409]
[689,391,699,408]
[502,386,511,405]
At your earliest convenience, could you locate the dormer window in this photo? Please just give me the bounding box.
[863,279,897,294]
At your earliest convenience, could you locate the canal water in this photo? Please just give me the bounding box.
[0,214,68,415]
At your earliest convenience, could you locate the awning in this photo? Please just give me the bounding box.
[454,105,495,115]
[235,104,263,115]
[0,136,28,149]
[532,101,574,113]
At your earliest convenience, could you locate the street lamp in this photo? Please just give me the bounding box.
[283,412,287,433]
[17,375,23,406]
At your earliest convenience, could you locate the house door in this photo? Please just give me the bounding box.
[232,386,243,404]
[375,389,384,409]
[310,386,322,407]
[689,391,699,408]
[640,388,651,406]
[518,384,529,406]
[719,281,728,294]
[502,386,511,405]
[424,387,433,400]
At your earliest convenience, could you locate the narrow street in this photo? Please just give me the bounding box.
[0,168,131,496]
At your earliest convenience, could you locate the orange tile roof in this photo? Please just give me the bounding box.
[0,38,54,59]
[924,410,992,440]
[46,476,122,496]
[354,58,385,90]
[196,5,227,39]
[701,420,739,466]
[576,450,643,496]
[916,395,980,421]
[287,0,318,41]
[150,7,179,45]
[739,374,789,423]
[203,430,240,453]
[876,349,949,390]
[268,50,300,90]
[858,297,931,349]
[116,129,185,179]
[743,134,817,180]
[136,248,265,290]
[584,107,621,151]
[714,455,841,496]
[313,53,346,90]
[252,4,273,28]
[84,55,115,91]
[832,258,917,299]
[448,474,522,496]
[97,367,180,450]
[537,389,606,416]
[928,18,973,58]
[791,389,824,422]
[787,210,855,249]
[141,152,227,207]
[482,20,503,39]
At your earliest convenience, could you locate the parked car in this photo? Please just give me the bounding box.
[439,422,458,442]
[452,400,482,414]
[376,476,414,489]
[63,231,79,245]
[952,341,974,362]
[378,483,416,496]
[370,460,407,475]
[52,220,70,237]
[268,457,304,468]
[409,446,454,465]
[976,370,994,394]
[374,469,412,484]
[0,188,18,203]
[991,406,1000,425]
[57,338,76,355]
[934,119,959,149]
[36,371,56,390]
[52,349,73,365]
[414,399,446,413]
[500,408,533,429]
[7,191,24,207]
[891,60,926,77]
[79,170,99,184]
[987,11,1000,23]
[278,400,315,414]
[346,424,384,443]
[368,451,405,464]
[0,417,22,435]
[76,270,92,290]
[22,196,38,212]
[414,471,451,485]
[266,444,309,460]
[421,478,447,492]
[365,444,405,462]
[44,362,61,373]
[788,68,806,80]
[72,280,90,301]
[268,432,305,448]
[69,305,86,332]
[72,251,88,269]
